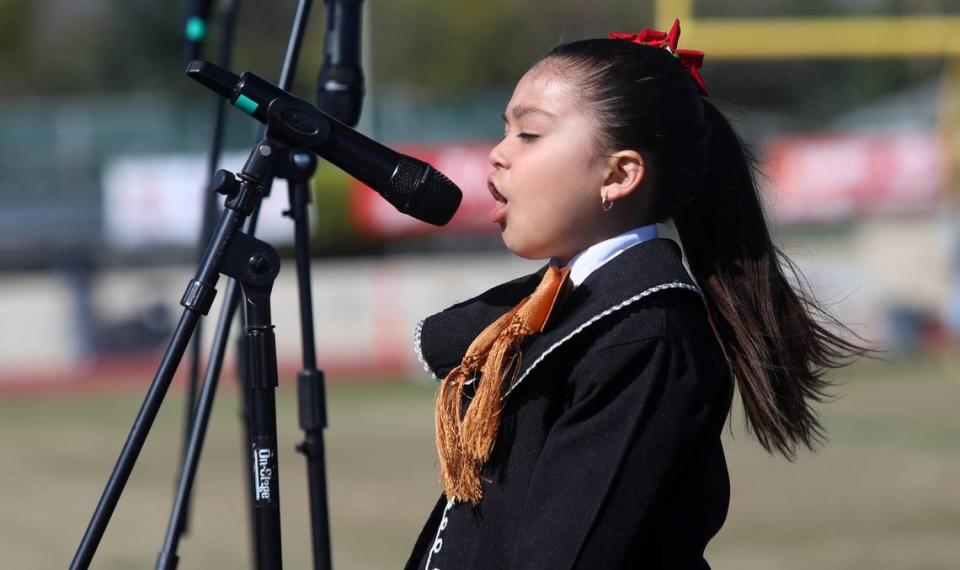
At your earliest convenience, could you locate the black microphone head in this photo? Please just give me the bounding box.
[389,158,462,226]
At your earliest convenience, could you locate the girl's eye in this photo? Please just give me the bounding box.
[518,133,539,142]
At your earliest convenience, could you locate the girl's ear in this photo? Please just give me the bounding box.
[600,150,646,202]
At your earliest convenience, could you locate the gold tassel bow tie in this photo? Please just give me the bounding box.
[435,265,571,504]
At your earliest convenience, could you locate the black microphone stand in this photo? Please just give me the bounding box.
[72,1,333,568]
[74,2,442,567]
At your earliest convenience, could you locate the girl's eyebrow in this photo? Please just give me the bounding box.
[501,105,557,123]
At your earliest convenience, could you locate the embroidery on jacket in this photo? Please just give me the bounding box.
[424,498,455,570]
[414,318,438,380]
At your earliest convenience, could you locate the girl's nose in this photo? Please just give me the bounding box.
[489,139,508,169]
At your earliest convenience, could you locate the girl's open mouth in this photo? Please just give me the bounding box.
[488,179,508,224]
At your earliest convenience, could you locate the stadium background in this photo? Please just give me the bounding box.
[0,0,958,568]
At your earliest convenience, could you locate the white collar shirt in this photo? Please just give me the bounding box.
[552,223,660,288]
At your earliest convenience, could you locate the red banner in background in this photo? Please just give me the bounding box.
[349,132,948,236]
[765,131,946,223]
[349,142,499,237]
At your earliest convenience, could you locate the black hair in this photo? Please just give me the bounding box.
[544,39,870,459]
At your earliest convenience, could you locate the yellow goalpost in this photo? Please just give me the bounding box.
[654,0,960,58]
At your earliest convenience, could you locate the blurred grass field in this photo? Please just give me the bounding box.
[2,356,958,569]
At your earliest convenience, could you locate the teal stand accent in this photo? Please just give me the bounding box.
[185,17,207,42]
[233,95,259,116]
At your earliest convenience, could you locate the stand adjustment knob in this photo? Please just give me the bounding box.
[212,169,240,196]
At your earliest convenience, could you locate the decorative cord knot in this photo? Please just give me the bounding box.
[458,354,483,375]
[503,317,530,337]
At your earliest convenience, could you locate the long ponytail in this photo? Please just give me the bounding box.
[546,39,869,459]
[674,98,868,459]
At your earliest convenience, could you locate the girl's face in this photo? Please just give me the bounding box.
[488,62,614,263]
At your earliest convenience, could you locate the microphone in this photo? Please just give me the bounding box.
[185,59,462,226]
[184,0,214,63]
[316,0,365,127]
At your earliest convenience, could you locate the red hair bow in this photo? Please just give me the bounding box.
[609,19,709,96]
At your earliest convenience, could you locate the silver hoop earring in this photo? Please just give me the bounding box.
[601,193,614,211]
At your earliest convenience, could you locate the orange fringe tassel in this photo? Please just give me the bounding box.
[435,315,528,504]
[433,265,570,505]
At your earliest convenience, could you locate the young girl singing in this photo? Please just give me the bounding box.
[406,20,865,569]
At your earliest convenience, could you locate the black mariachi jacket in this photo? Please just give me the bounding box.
[406,238,733,570]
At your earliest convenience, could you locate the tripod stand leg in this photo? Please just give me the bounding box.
[156,279,243,570]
